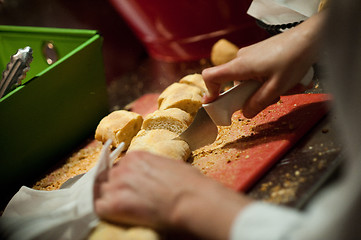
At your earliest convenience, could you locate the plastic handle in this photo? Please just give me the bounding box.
[203,80,261,126]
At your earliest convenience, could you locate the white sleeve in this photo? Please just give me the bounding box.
[231,0,361,238]
[230,172,361,240]
[230,202,303,240]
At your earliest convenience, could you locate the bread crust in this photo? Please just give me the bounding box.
[157,82,203,116]
[89,222,159,240]
[210,39,239,66]
[142,108,193,134]
[128,129,191,161]
[95,110,143,149]
[179,73,208,95]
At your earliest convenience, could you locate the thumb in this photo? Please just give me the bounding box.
[202,58,255,103]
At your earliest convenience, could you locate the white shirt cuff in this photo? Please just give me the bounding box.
[230,202,303,240]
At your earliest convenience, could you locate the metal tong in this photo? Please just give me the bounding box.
[0,46,33,99]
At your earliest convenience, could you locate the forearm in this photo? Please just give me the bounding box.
[284,10,327,68]
[170,178,253,240]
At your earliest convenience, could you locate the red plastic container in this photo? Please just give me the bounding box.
[109,0,268,61]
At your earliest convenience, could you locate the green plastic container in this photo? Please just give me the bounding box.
[0,26,109,198]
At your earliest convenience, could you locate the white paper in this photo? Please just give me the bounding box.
[0,140,124,240]
[247,0,320,25]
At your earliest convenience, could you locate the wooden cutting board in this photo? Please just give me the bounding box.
[130,93,331,192]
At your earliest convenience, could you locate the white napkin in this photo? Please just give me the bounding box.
[0,140,124,240]
[247,0,320,25]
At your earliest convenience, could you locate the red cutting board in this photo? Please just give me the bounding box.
[130,93,331,192]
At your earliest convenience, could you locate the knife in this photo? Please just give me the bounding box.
[178,80,261,151]
[178,67,314,151]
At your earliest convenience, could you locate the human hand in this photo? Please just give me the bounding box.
[94,151,252,240]
[202,13,324,118]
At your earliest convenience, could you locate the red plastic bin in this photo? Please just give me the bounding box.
[109,0,268,61]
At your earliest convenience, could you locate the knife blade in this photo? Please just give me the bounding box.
[178,80,261,151]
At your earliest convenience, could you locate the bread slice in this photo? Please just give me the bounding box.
[157,82,203,116]
[211,39,239,66]
[179,74,208,95]
[95,110,143,149]
[141,108,193,134]
[128,129,191,161]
